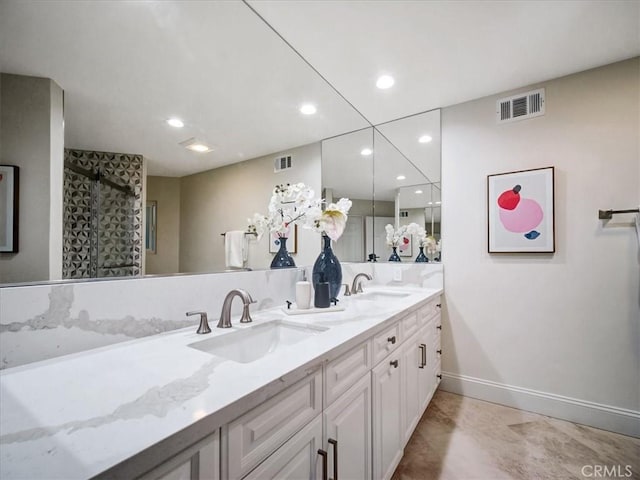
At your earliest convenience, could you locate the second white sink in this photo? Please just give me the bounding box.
[188,320,328,363]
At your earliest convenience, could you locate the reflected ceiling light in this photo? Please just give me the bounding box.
[428,201,433,205]
[418,135,432,143]
[376,75,395,89]
[180,137,213,153]
[300,104,317,115]
[436,201,441,205]
[167,118,184,128]
[415,189,423,194]
[396,175,406,180]
[361,148,373,156]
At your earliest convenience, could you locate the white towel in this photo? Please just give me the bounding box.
[225,231,246,268]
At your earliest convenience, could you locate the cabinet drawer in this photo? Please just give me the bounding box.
[243,415,322,480]
[225,370,322,479]
[401,312,419,340]
[372,322,401,366]
[325,340,372,406]
[418,296,441,326]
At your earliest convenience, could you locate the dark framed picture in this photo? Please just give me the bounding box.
[0,165,19,253]
[487,166,555,253]
[269,224,297,254]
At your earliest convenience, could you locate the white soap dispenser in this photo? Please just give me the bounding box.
[296,271,312,310]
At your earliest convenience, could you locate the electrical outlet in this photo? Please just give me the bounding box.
[393,267,402,282]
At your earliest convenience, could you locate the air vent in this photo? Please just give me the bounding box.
[496,88,545,124]
[274,155,292,172]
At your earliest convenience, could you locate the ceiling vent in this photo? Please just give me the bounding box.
[496,88,545,124]
[274,155,292,172]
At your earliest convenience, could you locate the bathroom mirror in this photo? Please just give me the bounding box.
[372,110,441,262]
[0,1,371,284]
[321,128,374,262]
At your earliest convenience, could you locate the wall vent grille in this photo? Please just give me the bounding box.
[274,155,292,172]
[497,88,545,124]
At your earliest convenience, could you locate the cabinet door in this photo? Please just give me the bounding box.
[324,373,372,480]
[144,430,220,480]
[243,415,322,480]
[401,331,421,443]
[372,353,403,480]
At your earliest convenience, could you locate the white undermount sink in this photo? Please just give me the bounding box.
[188,320,328,363]
[352,290,411,302]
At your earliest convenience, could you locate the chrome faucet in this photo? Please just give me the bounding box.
[186,311,212,334]
[351,273,372,294]
[218,289,255,328]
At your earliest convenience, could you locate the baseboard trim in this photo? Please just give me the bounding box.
[440,371,640,438]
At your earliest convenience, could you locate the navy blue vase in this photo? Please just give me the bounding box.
[312,235,342,301]
[270,236,296,269]
[415,246,429,263]
[389,246,401,262]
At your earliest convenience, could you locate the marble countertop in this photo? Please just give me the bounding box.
[0,286,442,479]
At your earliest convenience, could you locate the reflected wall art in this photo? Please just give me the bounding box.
[488,166,555,253]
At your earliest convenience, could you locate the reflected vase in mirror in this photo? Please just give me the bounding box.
[312,234,342,301]
[389,247,401,262]
[415,247,429,263]
[270,236,296,269]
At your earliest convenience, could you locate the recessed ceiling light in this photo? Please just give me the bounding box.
[376,75,395,90]
[167,118,184,128]
[179,137,213,153]
[396,175,406,180]
[300,104,317,115]
[418,135,432,143]
[361,148,373,156]
[415,189,423,194]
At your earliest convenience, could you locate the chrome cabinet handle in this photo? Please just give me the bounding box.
[318,449,328,480]
[419,344,426,368]
[328,438,338,480]
[387,336,396,345]
[390,359,399,368]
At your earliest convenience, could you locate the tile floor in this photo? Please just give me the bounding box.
[392,391,640,480]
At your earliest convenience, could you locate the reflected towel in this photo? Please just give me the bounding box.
[225,231,246,268]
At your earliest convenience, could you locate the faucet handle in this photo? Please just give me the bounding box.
[342,284,351,296]
[186,311,212,334]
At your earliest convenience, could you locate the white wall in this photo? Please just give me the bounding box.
[0,73,64,283]
[179,142,322,272]
[441,58,639,436]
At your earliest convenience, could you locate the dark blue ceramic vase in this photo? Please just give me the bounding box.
[270,236,296,269]
[415,246,429,263]
[312,234,342,301]
[389,246,401,262]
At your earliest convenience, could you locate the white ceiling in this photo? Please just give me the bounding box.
[250,0,640,125]
[1,0,638,178]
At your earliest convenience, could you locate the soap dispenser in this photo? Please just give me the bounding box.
[314,272,330,308]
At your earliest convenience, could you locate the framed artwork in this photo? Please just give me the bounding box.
[0,165,19,253]
[398,233,413,257]
[269,224,297,254]
[488,166,554,253]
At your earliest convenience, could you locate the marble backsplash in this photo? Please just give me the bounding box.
[0,263,443,370]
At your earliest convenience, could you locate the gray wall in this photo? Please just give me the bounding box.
[179,142,322,272]
[0,73,64,283]
[146,176,181,274]
[441,58,639,418]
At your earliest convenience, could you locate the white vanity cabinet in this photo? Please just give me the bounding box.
[324,344,373,480]
[144,430,220,480]
[372,345,404,480]
[223,370,322,479]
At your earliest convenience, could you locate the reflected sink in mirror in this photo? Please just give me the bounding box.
[187,320,328,363]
